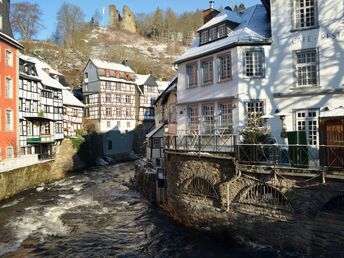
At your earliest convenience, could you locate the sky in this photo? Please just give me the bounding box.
[11,0,260,40]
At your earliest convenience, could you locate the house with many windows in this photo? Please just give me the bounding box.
[83,58,137,133]
[175,3,272,140]
[264,0,344,151]
[0,0,24,160]
[62,88,85,138]
[135,74,159,123]
[19,55,64,159]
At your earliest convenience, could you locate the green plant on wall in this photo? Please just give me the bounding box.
[38,110,45,117]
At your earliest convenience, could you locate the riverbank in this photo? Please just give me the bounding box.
[0,139,82,202]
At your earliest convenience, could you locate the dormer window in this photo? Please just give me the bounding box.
[199,23,229,45]
[200,30,209,44]
[209,27,217,41]
[218,24,227,38]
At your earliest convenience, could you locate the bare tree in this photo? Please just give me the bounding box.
[56,3,85,46]
[10,2,43,40]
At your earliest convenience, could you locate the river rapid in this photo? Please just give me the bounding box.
[0,162,295,257]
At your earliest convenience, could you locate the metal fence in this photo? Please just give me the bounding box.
[165,134,236,153]
[236,144,344,170]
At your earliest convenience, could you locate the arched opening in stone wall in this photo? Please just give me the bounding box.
[185,177,219,200]
[239,184,293,211]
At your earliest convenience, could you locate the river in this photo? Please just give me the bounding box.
[0,162,295,257]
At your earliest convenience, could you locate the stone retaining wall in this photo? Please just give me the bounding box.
[164,152,344,257]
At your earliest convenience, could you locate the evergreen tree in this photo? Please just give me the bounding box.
[240,114,275,144]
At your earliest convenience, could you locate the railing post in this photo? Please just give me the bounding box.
[215,134,218,152]
[174,136,177,150]
[198,135,201,153]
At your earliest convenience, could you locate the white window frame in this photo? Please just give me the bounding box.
[218,23,227,38]
[217,52,232,82]
[209,27,217,41]
[245,100,265,118]
[293,0,318,30]
[200,30,209,44]
[243,49,265,78]
[201,58,214,86]
[5,76,13,99]
[294,48,318,87]
[187,106,199,131]
[5,49,13,67]
[295,109,319,146]
[186,62,198,88]
[5,109,13,131]
[6,146,14,159]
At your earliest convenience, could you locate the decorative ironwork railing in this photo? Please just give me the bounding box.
[236,144,344,170]
[165,134,236,153]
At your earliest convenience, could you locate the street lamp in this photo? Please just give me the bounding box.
[274,109,291,145]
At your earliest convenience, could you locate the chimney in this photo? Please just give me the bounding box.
[0,0,14,37]
[121,60,129,66]
[203,1,220,24]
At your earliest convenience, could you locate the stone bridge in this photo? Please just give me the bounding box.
[164,150,344,257]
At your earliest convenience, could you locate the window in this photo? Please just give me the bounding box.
[218,53,232,82]
[106,94,111,102]
[125,95,131,103]
[153,138,161,148]
[202,105,214,133]
[108,140,113,150]
[295,49,318,87]
[200,30,209,44]
[6,147,14,159]
[107,121,111,128]
[201,58,213,85]
[296,110,319,145]
[117,121,121,127]
[294,0,318,30]
[209,27,217,41]
[218,23,227,38]
[116,108,121,117]
[218,103,233,130]
[115,95,121,103]
[187,106,198,131]
[85,72,88,78]
[0,147,2,160]
[0,15,2,31]
[6,77,13,98]
[156,158,161,167]
[105,82,111,90]
[127,121,130,128]
[5,50,13,66]
[244,50,264,78]
[245,101,264,118]
[186,63,198,88]
[106,107,112,117]
[6,109,13,131]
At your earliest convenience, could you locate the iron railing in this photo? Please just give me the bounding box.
[236,144,344,170]
[165,134,236,153]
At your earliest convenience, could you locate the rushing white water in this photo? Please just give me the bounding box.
[0,163,296,257]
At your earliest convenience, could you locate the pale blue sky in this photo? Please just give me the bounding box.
[11,0,260,40]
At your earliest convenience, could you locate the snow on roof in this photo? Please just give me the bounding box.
[320,107,344,118]
[0,31,24,50]
[156,80,170,92]
[99,76,136,84]
[20,55,65,90]
[62,89,85,108]
[197,9,242,32]
[176,5,270,64]
[90,58,135,73]
[135,74,151,86]
[155,76,177,105]
[146,123,166,138]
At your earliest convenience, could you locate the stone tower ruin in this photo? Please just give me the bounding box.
[108,4,136,34]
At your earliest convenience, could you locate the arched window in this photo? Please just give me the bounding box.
[240,184,292,211]
[185,177,219,199]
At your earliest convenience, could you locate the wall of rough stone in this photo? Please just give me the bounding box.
[164,152,344,257]
[0,139,81,201]
[108,4,136,33]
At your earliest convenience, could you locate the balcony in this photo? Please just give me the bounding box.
[236,144,344,171]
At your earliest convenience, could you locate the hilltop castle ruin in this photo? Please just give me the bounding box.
[109,4,136,34]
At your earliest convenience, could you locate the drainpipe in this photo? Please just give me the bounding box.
[226,181,230,212]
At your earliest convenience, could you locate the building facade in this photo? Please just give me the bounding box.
[83,58,137,133]
[19,55,64,158]
[135,74,159,123]
[266,0,344,146]
[0,0,24,160]
[62,89,85,138]
[174,4,272,137]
